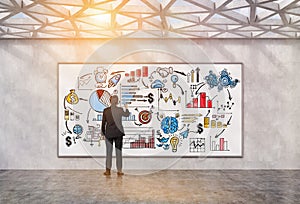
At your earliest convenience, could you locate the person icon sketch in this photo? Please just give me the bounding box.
[101,95,130,176]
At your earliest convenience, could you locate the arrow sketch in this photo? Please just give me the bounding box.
[227,115,232,125]
[86,108,92,123]
[227,89,233,101]
[215,129,225,138]
[65,121,72,134]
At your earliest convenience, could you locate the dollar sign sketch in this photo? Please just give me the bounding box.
[66,136,72,147]
[197,123,203,134]
[148,93,154,104]
[70,95,76,103]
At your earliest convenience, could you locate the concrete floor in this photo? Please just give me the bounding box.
[0,170,299,204]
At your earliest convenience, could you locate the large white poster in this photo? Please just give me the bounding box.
[58,63,243,157]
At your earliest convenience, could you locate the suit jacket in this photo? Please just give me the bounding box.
[101,105,130,138]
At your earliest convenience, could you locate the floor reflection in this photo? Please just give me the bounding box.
[0,170,299,203]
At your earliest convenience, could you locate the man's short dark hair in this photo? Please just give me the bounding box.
[110,95,119,105]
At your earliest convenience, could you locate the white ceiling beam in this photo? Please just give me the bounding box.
[220,10,248,23]
[255,0,278,4]
[143,17,162,29]
[35,0,84,7]
[202,0,233,23]
[140,0,160,12]
[278,0,299,10]
[0,11,19,23]
[113,0,129,12]
[0,0,13,7]
[38,3,70,17]
[159,4,169,30]
[119,5,155,14]
[214,0,233,9]
[258,2,279,11]
[164,0,176,11]
[221,0,249,9]
[170,14,199,24]
[174,31,209,38]
[184,0,214,10]
[279,12,292,25]
[248,2,257,23]
[175,24,218,32]
[116,19,137,30]
[256,9,276,21]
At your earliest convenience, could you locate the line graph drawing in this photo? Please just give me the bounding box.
[189,138,205,153]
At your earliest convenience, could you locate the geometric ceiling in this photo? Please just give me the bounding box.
[0,0,299,39]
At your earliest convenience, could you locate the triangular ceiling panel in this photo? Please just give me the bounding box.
[2,34,23,38]
[4,12,42,24]
[277,26,299,31]
[238,26,262,31]
[46,16,65,23]
[41,26,69,31]
[252,31,265,37]
[116,14,136,25]
[118,21,138,30]
[179,24,218,31]
[76,22,105,30]
[227,25,243,30]
[81,8,107,17]
[120,5,154,13]
[171,0,211,11]
[79,31,116,38]
[122,30,157,38]
[224,0,250,10]
[217,32,244,38]
[290,14,300,23]
[76,15,111,28]
[142,21,161,30]
[4,24,35,31]
[167,16,196,29]
[258,31,289,38]
[206,14,241,25]
[50,21,74,30]
[0,0,298,39]
[27,4,60,16]
[22,0,35,7]
[36,31,70,38]
[44,0,84,7]
[176,31,208,38]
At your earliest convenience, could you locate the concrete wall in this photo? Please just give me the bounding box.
[0,39,299,169]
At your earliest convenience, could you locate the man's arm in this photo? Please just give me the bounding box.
[122,104,130,117]
[101,109,106,136]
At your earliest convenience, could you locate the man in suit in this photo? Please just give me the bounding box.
[101,95,130,176]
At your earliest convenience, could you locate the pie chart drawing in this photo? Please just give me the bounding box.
[89,89,111,112]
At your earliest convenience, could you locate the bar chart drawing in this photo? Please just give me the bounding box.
[210,136,230,151]
[186,92,213,108]
[122,113,136,121]
[189,138,205,152]
[123,129,155,149]
[125,66,148,82]
[93,114,136,121]
[120,84,150,105]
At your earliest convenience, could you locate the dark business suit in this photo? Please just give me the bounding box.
[102,105,130,171]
